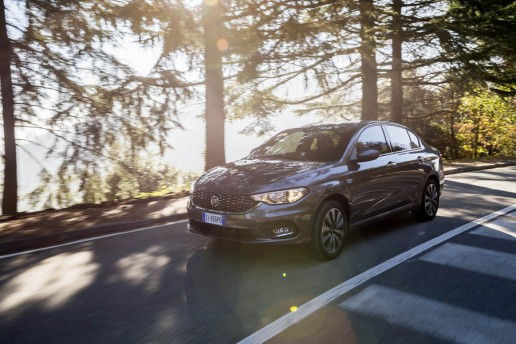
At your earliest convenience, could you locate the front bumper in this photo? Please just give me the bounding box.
[187,198,314,244]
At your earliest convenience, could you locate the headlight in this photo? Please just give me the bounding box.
[190,181,196,194]
[189,182,196,204]
[250,188,309,205]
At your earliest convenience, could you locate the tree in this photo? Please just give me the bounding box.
[222,0,383,129]
[381,0,451,124]
[0,0,17,214]
[441,0,516,95]
[389,0,403,123]
[456,89,515,158]
[1,0,194,213]
[359,0,379,120]
[203,0,226,170]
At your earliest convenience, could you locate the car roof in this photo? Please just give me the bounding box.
[295,120,391,131]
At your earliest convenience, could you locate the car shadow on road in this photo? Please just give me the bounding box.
[183,239,319,342]
[182,213,425,342]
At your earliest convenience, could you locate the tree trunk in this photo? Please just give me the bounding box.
[449,105,460,159]
[359,0,378,121]
[203,0,225,170]
[390,0,403,124]
[0,0,17,215]
[473,113,481,159]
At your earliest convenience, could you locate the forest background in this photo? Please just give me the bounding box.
[1,0,515,216]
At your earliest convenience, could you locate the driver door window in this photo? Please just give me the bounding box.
[355,125,390,155]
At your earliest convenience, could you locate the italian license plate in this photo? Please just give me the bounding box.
[202,212,225,226]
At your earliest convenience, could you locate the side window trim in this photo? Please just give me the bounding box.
[382,124,395,152]
[379,125,392,155]
[406,129,422,150]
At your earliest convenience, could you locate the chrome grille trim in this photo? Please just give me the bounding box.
[192,191,258,213]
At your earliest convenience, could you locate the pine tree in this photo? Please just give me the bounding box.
[390,0,403,123]
[1,0,195,213]
[441,0,516,95]
[359,0,379,120]
[203,0,226,170]
[0,0,17,214]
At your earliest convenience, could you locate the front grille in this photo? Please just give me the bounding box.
[192,191,257,213]
[189,220,256,241]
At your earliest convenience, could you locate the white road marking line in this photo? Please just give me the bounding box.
[238,204,516,344]
[341,285,516,344]
[470,213,516,241]
[419,243,516,282]
[0,219,189,260]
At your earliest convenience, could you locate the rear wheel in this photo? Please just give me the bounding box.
[412,179,440,221]
[311,201,348,260]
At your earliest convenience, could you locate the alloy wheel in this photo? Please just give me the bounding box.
[321,208,346,254]
[424,183,439,216]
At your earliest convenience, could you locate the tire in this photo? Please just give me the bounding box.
[412,179,440,222]
[311,201,348,260]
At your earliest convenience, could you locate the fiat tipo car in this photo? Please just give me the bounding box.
[188,121,444,260]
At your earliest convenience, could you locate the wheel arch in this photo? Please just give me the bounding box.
[426,173,441,191]
[320,193,351,221]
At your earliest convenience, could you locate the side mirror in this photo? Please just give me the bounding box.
[356,149,380,162]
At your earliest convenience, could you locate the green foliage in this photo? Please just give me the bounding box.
[441,0,516,94]
[401,82,515,160]
[103,151,186,202]
[455,89,516,157]
[27,157,198,210]
[103,159,199,204]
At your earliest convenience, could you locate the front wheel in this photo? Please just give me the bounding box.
[311,201,348,260]
[412,179,440,221]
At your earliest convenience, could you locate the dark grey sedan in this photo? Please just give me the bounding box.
[188,121,444,260]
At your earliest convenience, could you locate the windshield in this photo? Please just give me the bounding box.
[251,127,355,162]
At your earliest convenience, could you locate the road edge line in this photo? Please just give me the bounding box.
[0,219,189,260]
[238,204,516,344]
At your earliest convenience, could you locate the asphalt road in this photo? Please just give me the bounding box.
[1,166,515,344]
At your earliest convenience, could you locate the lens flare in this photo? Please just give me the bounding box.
[217,38,229,52]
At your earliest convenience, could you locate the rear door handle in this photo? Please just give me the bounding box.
[387,161,397,167]
[417,156,424,162]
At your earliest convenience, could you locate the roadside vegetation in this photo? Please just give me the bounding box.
[1,0,514,215]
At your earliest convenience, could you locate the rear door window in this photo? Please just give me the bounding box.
[384,125,413,152]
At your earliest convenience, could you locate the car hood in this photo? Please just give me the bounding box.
[194,159,327,194]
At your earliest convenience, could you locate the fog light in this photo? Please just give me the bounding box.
[272,227,293,237]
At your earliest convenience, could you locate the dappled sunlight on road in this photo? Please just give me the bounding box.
[148,197,189,219]
[104,204,134,216]
[438,169,516,221]
[0,251,98,311]
[114,246,170,293]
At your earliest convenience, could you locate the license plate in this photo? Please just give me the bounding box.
[202,212,225,226]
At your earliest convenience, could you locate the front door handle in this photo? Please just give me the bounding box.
[387,161,397,167]
[417,156,424,162]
